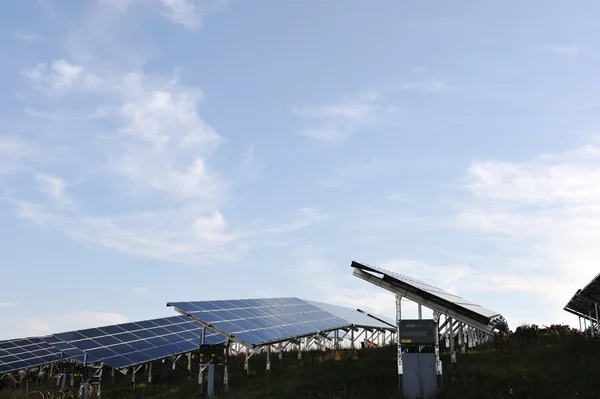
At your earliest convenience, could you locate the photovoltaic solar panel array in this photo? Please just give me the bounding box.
[1,297,396,374]
[168,297,395,347]
[0,338,63,373]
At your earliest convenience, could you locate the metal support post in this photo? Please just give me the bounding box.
[279,342,283,360]
[245,347,250,373]
[395,294,403,394]
[297,339,302,360]
[459,323,465,355]
[596,303,600,336]
[223,341,229,392]
[207,364,215,397]
[449,317,456,363]
[351,328,355,350]
[418,304,422,320]
[187,352,191,373]
[579,317,582,332]
[434,314,443,388]
[131,367,135,392]
[148,362,152,384]
[266,345,271,371]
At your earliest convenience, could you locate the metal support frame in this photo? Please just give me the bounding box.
[396,294,403,394]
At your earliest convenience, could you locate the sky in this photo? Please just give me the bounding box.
[1,0,600,339]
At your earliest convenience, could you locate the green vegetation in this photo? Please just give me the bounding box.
[2,325,599,399]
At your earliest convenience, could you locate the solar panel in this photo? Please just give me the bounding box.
[564,272,600,322]
[168,297,396,347]
[351,261,508,334]
[0,337,64,373]
[52,316,224,369]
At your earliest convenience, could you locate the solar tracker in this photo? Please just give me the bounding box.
[167,297,385,347]
[0,337,64,373]
[351,261,509,334]
[51,316,224,369]
[564,272,600,324]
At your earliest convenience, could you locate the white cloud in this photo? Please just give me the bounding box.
[22,59,103,94]
[294,90,402,142]
[0,136,35,174]
[547,44,580,56]
[160,0,203,30]
[456,143,600,323]
[0,301,20,308]
[14,31,40,41]
[35,173,72,208]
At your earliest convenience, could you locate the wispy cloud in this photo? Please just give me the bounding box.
[160,0,203,30]
[399,79,468,93]
[0,301,20,308]
[294,90,403,142]
[7,58,329,266]
[35,173,73,209]
[13,31,40,41]
[131,286,151,296]
[546,44,580,56]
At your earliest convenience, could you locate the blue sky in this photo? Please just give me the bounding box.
[2,0,600,339]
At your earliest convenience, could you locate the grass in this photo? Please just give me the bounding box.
[2,329,600,399]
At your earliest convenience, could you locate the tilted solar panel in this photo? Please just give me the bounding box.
[0,337,64,373]
[52,316,224,369]
[168,298,353,346]
[564,273,600,321]
[351,261,508,333]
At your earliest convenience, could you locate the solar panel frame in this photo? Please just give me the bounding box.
[564,274,600,323]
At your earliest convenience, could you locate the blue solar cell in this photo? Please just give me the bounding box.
[55,331,86,342]
[189,311,222,323]
[178,331,199,341]
[110,343,137,355]
[39,354,61,363]
[127,340,154,351]
[135,320,160,328]
[0,355,20,363]
[72,339,102,351]
[233,319,262,331]
[0,341,17,349]
[117,322,143,332]
[165,324,186,333]
[168,302,201,313]
[99,325,126,335]
[86,347,118,361]
[144,346,173,359]
[211,321,245,333]
[148,327,171,336]
[94,335,121,346]
[131,329,156,339]
[78,328,106,339]
[147,336,170,347]
[113,332,141,343]
[251,329,279,342]
[177,341,197,352]
[153,317,180,326]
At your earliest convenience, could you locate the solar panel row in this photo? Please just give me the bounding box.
[0,338,63,373]
[168,297,395,346]
[50,316,223,369]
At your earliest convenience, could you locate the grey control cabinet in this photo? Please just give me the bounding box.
[399,319,440,399]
